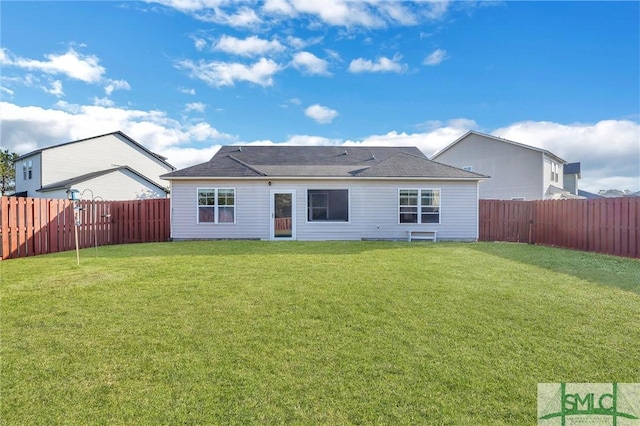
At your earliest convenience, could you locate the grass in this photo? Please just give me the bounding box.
[1,241,638,425]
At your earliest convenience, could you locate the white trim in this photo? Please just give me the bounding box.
[398,188,441,225]
[270,190,296,240]
[196,187,236,225]
[305,188,351,224]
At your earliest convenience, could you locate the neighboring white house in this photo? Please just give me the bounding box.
[431,130,581,200]
[14,131,175,200]
[161,145,487,241]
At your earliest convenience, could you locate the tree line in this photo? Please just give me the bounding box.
[1,150,19,196]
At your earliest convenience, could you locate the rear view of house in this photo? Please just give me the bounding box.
[14,131,175,200]
[161,145,487,241]
[431,131,581,200]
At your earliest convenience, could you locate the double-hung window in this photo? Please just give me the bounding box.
[307,189,349,222]
[23,160,33,180]
[198,188,235,223]
[399,189,440,224]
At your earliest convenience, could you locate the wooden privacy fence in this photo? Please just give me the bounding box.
[479,198,640,258]
[0,197,170,260]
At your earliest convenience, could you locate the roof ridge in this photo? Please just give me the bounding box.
[16,131,175,169]
[227,154,267,176]
[431,130,566,164]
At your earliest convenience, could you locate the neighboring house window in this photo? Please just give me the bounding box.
[399,189,440,224]
[462,166,473,172]
[551,163,559,183]
[512,197,525,201]
[197,188,235,223]
[307,190,349,222]
[23,160,33,180]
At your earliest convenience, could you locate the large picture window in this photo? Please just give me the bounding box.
[399,189,440,224]
[307,190,349,222]
[198,188,235,223]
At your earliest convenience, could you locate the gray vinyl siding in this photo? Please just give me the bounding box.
[433,133,544,200]
[543,155,564,194]
[37,169,167,201]
[41,133,172,188]
[169,179,479,241]
[13,153,41,196]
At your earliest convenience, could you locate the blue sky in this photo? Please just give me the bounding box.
[1,0,639,193]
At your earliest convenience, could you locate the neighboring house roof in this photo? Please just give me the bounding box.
[37,166,169,194]
[16,130,175,170]
[564,162,581,175]
[546,185,585,200]
[431,130,567,164]
[578,190,602,199]
[162,146,488,180]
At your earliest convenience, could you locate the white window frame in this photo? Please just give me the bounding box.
[550,162,559,183]
[196,187,236,224]
[23,160,33,180]
[398,188,441,225]
[306,189,350,223]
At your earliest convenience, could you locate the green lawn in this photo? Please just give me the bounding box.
[1,241,638,425]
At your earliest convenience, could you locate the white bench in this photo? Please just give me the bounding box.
[408,230,437,242]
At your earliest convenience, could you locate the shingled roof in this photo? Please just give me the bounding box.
[162,145,487,180]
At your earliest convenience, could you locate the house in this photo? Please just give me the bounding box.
[431,130,582,200]
[563,162,581,196]
[14,131,175,200]
[578,190,602,199]
[161,145,487,241]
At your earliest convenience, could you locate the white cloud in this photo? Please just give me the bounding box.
[262,0,296,16]
[378,2,418,25]
[423,48,449,66]
[0,48,105,83]
[185,102,206,112]
[421,1,451,20]
[348,54,408,74]
[291,52,331,76]
[198,6,261,27]
[0,101,236,170]
[92,97,115,107]
[148,0,226,13]
[284,35,323,50]
[344,126,473,157]
[305,104,339,124]
[104,79,131,95]
[2,97,636,193]
[0,86,14,97]
[286,0,385,28]
[492,120,640,193]
[213,35,285,57]
[193,37,207,51]
[149,0,463,29]
[176,57,282,87]
[44,80,64,97]
[179,87,196,95]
